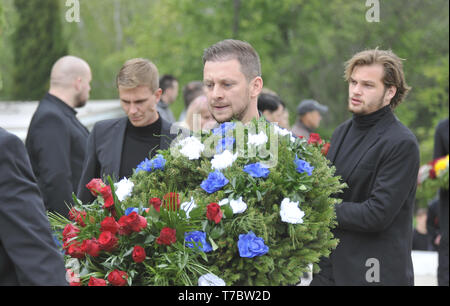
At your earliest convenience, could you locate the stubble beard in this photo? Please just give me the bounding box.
[211,100,250,124]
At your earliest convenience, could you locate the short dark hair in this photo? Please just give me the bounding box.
[183,81,205,108]
[257,93,282,113]
[159,74,178,93]
[202,39,261,81]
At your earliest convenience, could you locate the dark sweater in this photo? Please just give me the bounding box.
[333,105,390,181]
[119,117,162,178]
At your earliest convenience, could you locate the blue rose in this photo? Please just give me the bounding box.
[200,170,229,194]
[136,155,166,173]
[124,207,140,216]
[216,137,235,154]
[243,163,270,178]
[152,154,166,171]
[237,231,269,258]
[294,156,314,176]
[185,231,212,253]
[136,158,153,173]
[212,122,236,136]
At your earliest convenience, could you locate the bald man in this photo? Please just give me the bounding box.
[26,56,91,218]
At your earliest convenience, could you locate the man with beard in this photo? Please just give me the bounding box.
[202,39,263,124]
[311,49,420,285]
[26,56,91,219]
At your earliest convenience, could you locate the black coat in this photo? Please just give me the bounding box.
[313,110,420,286]
[433,118,449,286]
[25,93,89,218]
[0,128,67,285]
[77,116,177,204]
[433,118,449,239]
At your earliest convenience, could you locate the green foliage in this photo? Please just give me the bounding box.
[11,0,67,100]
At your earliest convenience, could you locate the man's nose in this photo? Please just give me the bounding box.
[129,103,139,114]
[212,85,224,100]
[352,83,362,95]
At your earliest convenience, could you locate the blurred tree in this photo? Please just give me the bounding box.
[11,0,67,100]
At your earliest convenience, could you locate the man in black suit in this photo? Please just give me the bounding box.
[433,117,449,286]
[0,128,67,285]
[26,56,91,219]
[311,49,420,285]
[77,58,177,204]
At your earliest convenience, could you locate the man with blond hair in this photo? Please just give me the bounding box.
[311,49,419,286]
[77,58,177,204]
[26,55,91,218]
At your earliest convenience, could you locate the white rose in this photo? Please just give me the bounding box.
[248,131,268,146]
[229,197,247,214]
[211,150,238,170]
[219,197,247,214]
[114,177,134,202]
[179,136,205,160]
[198,273,226,286]
[280,198,305,224]
[273,125,291,136]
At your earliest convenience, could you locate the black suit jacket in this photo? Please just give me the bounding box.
[77,116,177,204]
[433,118,449,240]
[25,93,89,218]
[0,128,67,285]
[313,110,419,286]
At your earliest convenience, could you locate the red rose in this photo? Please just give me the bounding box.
[88,277,107,286]
[62,223,80,242]
[132,245,146,263]
[308,133,323,145]
[81,239,101,257]
[86,178,106,197]
[75,211,87,227]
[108,269,128,286]
[149,197,162,212]
[156,227,176,246]
[127,212,147,232]
[321,142,331,156]
[100,185,115,209]
[206,202,223,224]
[100,216,120,234]
[98,231,118,252]
[69,208,86,227]
[429,160,438,179]
[64,240,85,259]
[118,212,147,235]
[118,215,133,235]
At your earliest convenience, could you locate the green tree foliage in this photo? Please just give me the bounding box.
[11,0,68,100]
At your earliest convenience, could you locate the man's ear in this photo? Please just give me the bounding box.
[154,88,163,100]
[250,76,263,98]
[74,77,82,91]
[386,86,397,101]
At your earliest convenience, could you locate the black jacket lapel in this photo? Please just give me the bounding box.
[104,117,127,180]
